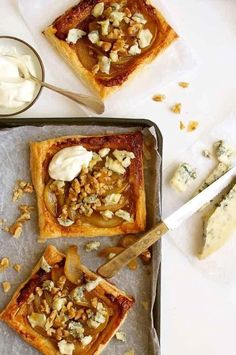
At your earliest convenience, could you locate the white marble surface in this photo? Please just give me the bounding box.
[0,0,236,354]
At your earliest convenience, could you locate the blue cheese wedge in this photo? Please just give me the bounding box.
[85,277,102,292]
[104,193,121,205]
[214,140,235,165]
[195,162,229,195]
[170,163,197,192]
[199,182,236,259]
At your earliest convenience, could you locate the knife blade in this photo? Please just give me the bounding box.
[97,165,236,278]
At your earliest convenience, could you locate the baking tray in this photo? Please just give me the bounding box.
[0,116,163,353]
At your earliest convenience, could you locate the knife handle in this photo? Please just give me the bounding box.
[97,221,169,278]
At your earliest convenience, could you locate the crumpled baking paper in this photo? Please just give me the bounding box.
[0,124,161,355]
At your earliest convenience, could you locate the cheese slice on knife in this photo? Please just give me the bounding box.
[199,182,236,259]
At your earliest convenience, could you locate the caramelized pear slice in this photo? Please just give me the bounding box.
[80,214,123,228]
[44,180,57,217]
[64,245,83,285]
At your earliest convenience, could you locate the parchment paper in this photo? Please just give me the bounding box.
[17,0,197,117]
[0,124,161,355]
[163,113,236,284]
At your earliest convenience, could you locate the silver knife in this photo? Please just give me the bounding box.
[97,165,236,278]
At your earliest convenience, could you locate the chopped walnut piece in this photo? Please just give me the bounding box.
[171,103,182,114]
[8,204,34,239]
[12,180,34,201]
[178,81,189,88]
[13,263,22,272]
[91,297,98,308]
[75,309,84,320]
[57,275,67,290]
[2,281,11,293]
[202,149,212,158]
[102,42,112,52]
[9,222,23,239]
[187,120,199,132]
[0,257,10,272]
[152,94,166,102]
[179,121,185,130]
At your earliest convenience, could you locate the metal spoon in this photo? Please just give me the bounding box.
[6,55,105,114]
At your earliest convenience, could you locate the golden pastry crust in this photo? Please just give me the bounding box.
[0,245,134,355]
[43,0,178,99]
[30,132,146,241]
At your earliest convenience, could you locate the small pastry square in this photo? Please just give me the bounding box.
[43,0,178,99]
[30,131,146,241]
[0,245,134,355]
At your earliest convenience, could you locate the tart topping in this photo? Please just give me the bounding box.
[28,313,46,328]
[88,30,99,44]
[138,29,153,48]
[41,256,52,273]
[98,147,110,158]
[46,146,135,227]
[49,146,93,182]
[98,55,111,74]
[64,1,154,75]
[66,29,86,44]
[115,209,133,222]
[92,2,105,18]
[58,340,75,355]
[85,277,102,292]
[104,193,121,205]
[128,43,141,56]
[105,156,125,174]
[100,210,114,219]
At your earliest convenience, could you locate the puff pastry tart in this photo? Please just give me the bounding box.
[0,245,134,354]
[43,0,178,99]
[30,131,146,241]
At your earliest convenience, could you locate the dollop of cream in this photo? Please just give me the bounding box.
[48,146,93,182]
[0,51,36,109]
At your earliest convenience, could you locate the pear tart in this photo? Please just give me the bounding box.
[44,0,178,98]
[0,245,134,355]
[30,132,146,240]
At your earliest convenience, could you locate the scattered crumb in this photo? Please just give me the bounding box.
[85,241,101,252]
[141,301,149,311]
[179,121,185,130]
[124,350,135,355]
[9,222,23,239]
[170,103,182,114]
[12,180,34,202]
[2,281,11,293]
[115,331,127,342]
[13,263,22,272]
[108,252,116,260]
[187,120,199,132]
[202,149,212,159]
[152,94,166,102]
[0,257,10,272]
[7,204,34,239]
[178,81,189,88]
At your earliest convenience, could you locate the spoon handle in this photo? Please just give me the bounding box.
[97,222,169,278]
[34,77,104,114]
